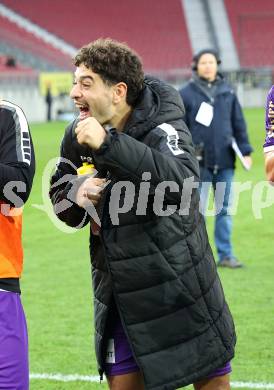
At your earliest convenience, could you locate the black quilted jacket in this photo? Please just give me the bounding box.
[50,77,236,389]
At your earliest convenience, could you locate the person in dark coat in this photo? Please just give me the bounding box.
[50,39,236,390]
[180,49,253,269]
[45,86,53,122]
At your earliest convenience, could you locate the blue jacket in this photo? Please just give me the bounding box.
[179,75,253,169]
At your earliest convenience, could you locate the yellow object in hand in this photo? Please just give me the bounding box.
[77,162,95,176]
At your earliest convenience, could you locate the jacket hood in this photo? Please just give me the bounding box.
[124,76,185,139]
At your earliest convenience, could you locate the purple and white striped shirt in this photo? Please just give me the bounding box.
[264,85,274,153]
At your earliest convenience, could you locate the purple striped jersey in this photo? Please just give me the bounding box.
[264,86,274,153]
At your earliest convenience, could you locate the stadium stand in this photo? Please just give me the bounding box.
[0,55,35,73]
[1,0,273,122]
[0,13,72,70]
[0,0,192,73]
[224,0,274,68]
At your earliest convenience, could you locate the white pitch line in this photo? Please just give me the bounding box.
[232,383,274,389]
[30,373,274,388]
[30,373,101,382]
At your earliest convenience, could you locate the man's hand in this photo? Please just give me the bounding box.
[75,117,107,150]
[243,155,252,170]
[76,177,106,208]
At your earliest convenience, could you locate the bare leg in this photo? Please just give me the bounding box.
[107,371,145,390]
[193,374,230,390]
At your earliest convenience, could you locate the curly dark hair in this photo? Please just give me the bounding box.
[73,38,144,106]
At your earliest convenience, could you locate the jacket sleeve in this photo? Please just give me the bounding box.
[94,121,200,204]
[0,101,35,206]
[49,123,89,228]
[231,95,253,156]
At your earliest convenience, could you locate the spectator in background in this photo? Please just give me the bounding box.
[264,85,274,182]
[50,38,235,390]
[45,85,53,121]
[180,48,253,269]
[5,56,16,68]
[0,98,35,390]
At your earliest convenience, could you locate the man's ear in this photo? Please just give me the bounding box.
[113,82,127,104]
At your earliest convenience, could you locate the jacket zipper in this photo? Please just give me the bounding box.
[194,82,220,169]
[94,172,112,383]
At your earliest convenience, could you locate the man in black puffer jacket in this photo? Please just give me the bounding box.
[50,39,236,390]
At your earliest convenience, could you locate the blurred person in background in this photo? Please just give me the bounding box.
[264,85,274,182]
[0,99,35,390]
[45,85,53,122]
[50,39,235,390]
[180,49,253,269]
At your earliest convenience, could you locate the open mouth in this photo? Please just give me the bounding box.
[78,105,91,120]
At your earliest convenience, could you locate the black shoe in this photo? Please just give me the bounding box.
[217,257,244,269]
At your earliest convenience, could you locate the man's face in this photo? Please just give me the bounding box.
[70,63,115,125]
[196,53,218,82]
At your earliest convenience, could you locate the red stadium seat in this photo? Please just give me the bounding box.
[224,0,274,68]
[0,55,35,73]
[1,0,192,72]
[0,14,72,70]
